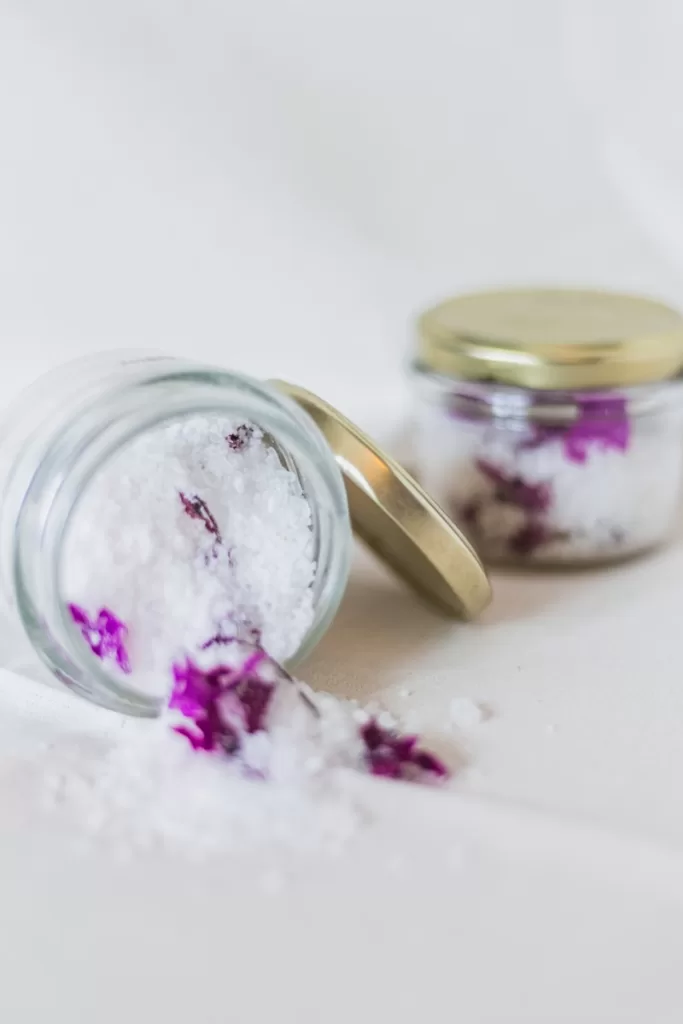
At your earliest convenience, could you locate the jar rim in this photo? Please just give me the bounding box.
[8,362,351,716]
[413,362,683,421]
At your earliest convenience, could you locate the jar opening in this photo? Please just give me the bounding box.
[8,366,350,715]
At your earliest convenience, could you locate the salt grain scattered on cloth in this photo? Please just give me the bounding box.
[449,697,487,731]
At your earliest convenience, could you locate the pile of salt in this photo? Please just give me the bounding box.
[62,415,316,695]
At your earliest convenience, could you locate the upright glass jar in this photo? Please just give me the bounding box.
[411,289,683,566]
[0,353,490,716]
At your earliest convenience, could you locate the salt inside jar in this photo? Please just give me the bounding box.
[0,354,490,715]
[411,289,683,565]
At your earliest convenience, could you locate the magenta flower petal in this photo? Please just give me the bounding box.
[171,643,450,786]
[411,750,449,778]
[173,723,213,751]
[179,492,222,541]
[476,459,551,513]
[367,754,403,779]
[359,719,449,782]
[521,395,630,463]
[170,643,278,757]
[509,522,550,556]
[201,634,237,649]
[508,522,569,557]
[226,425,254,451]
[233,680,273,734]
[68,603,132,674]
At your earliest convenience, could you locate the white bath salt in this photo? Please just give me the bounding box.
[61,415,316,696]
[22,642,449,859]
[414,400,683,563]
[449,697,486,731]
[38,697,365,859]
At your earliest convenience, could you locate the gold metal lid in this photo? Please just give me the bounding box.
[417,288,683,389]
[273,382,491,620]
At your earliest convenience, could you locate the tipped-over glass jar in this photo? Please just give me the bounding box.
[0,353,489,716]
[411,289,683,566]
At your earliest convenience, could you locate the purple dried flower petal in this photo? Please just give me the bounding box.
[359,720,384,751]
[201,633,237,650]
[411,750,449,777]
[367,753,403,779]
[179,492,222,541]
[219,678,273,735]
[226,425,254,451]
[476,459,551,513]
[461,499,481,526]
[359,720,449,783]
[521,395,630,464]
[202,622,263,649]
[392,734,419,760]
[171,644,448,787]
[68,604,132,673]
[172,723,214,751]
[170,643,278,756]
[508,521,568,557]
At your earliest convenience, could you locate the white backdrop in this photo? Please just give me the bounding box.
[4,6,683,1020]
[1,0,682,422]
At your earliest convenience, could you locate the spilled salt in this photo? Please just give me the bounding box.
[25,651,447,860]
[34,696,370,858]
[449,697,487,731]
[39,714,362,858]
[48,413,451,858]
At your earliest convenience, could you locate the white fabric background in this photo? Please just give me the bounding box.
[1,1,683,419]
[2,4,683,1021]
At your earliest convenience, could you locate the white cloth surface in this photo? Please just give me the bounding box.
[2,2,683,1021]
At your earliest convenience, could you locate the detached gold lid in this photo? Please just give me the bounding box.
[274,382,491,620]
[417,288,683,389]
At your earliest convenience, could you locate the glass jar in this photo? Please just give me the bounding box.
[411,289,683,566]
[0,353,490,717]
[0,353,352,717]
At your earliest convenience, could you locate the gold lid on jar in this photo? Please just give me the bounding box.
[273,381,491,621]
[417,288,683,390]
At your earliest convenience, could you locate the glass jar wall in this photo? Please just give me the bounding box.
[0,354,351,715]
[412,289,683,566]
[412,370,683,565]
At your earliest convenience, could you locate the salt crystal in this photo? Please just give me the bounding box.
[449,697,486,731]
[377,709,398,730]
